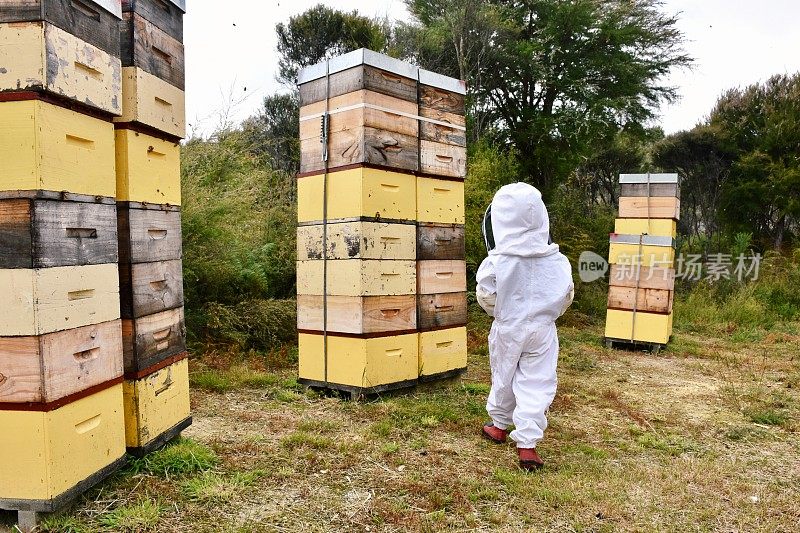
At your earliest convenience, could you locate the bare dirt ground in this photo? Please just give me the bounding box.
[2,319,799,532]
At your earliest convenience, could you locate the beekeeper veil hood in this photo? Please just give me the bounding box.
[489,182,559,258]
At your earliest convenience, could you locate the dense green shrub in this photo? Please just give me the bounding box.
[181,131,297,349]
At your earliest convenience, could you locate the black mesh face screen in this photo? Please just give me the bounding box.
[482,205,495,252]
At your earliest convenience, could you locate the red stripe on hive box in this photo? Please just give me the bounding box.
[123,350,188,381]
[0,377,123,413]
[295,162,467,182]
[0,91,116,122]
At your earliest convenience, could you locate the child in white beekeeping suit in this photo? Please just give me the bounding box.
[476,182,574,470]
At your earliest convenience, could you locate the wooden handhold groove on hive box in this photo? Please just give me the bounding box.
[122,0,185,42]
[417,292,468,330]
[0,22,122,115]
[123,356,190,452]
[297,221,416,261]
[119,259,184,318]
[115,67,186,139]
[417,260,467,294]
[297,167,417,223]
[0,263,120,336]
[297,294,417,334]
[0,100,116,197]
[0,0,122,55]
[0,320,123,404]
[120,12,185,89]
[117,205,182,263]
[417,224,465,260]
[0,198,118,268]
[296,260,417,297]
[115,128,182,205]
[0,383,126,508]
[122,307,186,374]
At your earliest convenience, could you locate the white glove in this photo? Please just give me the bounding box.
[560,286,575,317]
[477,286,497,317]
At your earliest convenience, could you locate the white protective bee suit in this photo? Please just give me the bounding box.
[476,183,574,449]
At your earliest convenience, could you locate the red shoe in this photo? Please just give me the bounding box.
[518,448,544,470]
[481,422,508,444]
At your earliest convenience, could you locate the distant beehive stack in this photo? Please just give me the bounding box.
[114,0,190,456]
[0,0,127,522]
[604,173,680,348]
[296,49,468,396]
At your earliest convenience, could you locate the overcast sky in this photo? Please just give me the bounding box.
[184,0,800,138]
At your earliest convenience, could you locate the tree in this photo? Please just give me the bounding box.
[276,5,389,85]
[576,128,660,207]
[241,94,300,173]
[394,0,504,140]
[710,74,800,249]
[652,125,733,240]
[403,0,691,194]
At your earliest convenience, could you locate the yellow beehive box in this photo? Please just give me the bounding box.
[0,100,116,196]
[297,167,416,223]
[298,332,418,389]
[297,221,416,261]
[0,383,126,506]
[0,263,120,336]
[115,128,181,205]
[296,260,416,296]
[608,243,675,268]
[419,326,467,378]
[123,357,191,453]
[416,177,465,224]
[605,309,673,345]
[614,218,677,238]
[0,22,121,115]
[115,67,186,139]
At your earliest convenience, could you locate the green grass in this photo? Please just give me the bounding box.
[97,499,162,532]
[127,438,218,478]
[181,471,265,503]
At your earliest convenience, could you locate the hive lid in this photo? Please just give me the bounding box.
[418,68,466,95]
[619,173,679,184]
[87,0,123,18]
[168,0,187,13]
[297,48,465,95]
[120,0,186,14]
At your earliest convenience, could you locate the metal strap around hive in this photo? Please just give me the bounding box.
[630,172,651,343]
[322,60,331,385]
[416,69,422,174]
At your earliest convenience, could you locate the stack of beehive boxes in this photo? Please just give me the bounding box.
[605,173,680,347]
[0,0,127,518]
[295,49,468,395]
[114,0,190,456]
